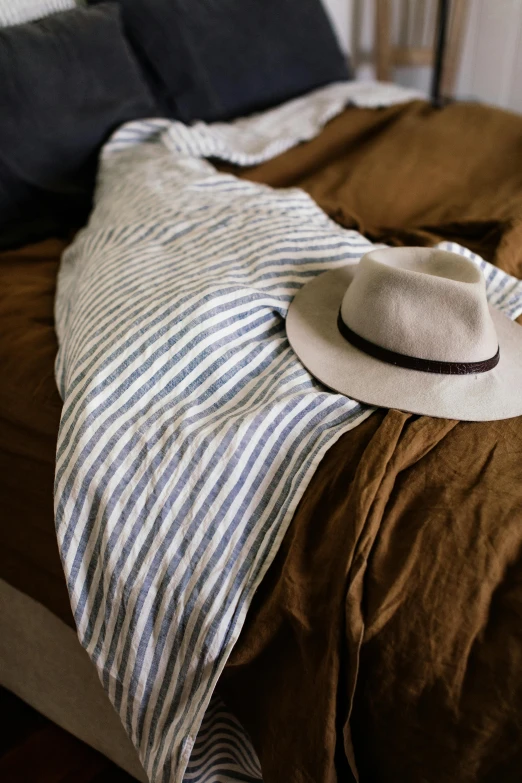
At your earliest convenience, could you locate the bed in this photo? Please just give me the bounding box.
[2,0,522,780]
[2,89,522,783]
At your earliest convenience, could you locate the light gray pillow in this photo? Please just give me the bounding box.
[0,0,80,26]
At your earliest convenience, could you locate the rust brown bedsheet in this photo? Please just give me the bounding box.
[223,100,522,783]
[1,99,522,781]
[0,238,73,625]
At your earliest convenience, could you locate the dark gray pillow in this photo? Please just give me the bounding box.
[89,0,351,123]
[0,3,157,249]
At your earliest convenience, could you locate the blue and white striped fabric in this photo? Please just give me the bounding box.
[53,82,522,783]
[183,696,262,782]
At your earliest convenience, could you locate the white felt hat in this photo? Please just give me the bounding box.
[286,247,522,421]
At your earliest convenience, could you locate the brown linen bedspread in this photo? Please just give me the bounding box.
[222,99,522,783]
[0,238,73,626]
[1,98,522,781]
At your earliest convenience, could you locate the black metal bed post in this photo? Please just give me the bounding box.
[431,0,450,105]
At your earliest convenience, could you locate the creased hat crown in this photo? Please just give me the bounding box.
[340,248,498,364]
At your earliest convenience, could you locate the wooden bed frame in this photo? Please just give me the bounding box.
[375,0,468,100]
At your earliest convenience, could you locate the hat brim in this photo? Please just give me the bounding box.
[286,265,522,421]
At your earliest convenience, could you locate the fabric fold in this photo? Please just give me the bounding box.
[53,83,522,783]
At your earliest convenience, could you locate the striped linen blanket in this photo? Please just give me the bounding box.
[54,81,522,783]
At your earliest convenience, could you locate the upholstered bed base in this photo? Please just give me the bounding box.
[0,577,146,782]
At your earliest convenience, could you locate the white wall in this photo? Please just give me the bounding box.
[456,0,522,112]
[321,0,353,51]
[321,0,522,113]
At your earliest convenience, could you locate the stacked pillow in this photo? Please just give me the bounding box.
[89,0,351,122]
[0,0,350,249]
[0,3,156,248]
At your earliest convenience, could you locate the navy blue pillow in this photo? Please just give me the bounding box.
[89,0,351,122]
[0,3,157,249]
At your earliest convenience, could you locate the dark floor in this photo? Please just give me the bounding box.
[0,687,137,782]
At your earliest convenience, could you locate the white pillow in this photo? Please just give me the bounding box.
[0,0,80,26]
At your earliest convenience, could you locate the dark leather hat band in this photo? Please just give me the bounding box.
[337,311,500,375]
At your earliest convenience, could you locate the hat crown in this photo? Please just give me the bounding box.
[340,248,498,364]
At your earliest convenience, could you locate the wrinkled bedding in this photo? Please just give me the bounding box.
[1,95,522,783]
[53,83,423,783]
[222,99,522,783]
[0,238,72,625]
